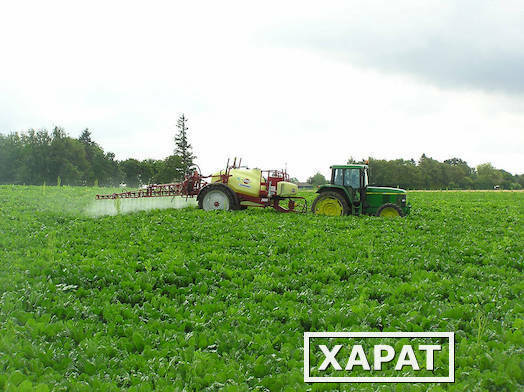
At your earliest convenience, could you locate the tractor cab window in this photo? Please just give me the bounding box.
[344,168,360,188]
[333,169,344,186]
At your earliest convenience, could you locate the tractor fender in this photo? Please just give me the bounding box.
[316,185,350,202]
[197,183,240,210]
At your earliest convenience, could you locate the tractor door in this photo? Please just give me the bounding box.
[332,168,359,204]
[344,168,361,203]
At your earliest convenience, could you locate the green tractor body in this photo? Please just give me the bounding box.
[312,164,411,217]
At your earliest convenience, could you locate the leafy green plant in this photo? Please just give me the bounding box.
[0,186,522,390]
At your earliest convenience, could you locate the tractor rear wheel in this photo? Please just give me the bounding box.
[198,184,238,211]
[311,191,349,216]
[376,203,403,217]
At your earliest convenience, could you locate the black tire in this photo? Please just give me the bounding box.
[311,191,350,216]
[376,203,403,217]
[197,184,239,211]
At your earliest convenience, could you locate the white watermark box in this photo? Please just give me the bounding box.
[304,331,454,383]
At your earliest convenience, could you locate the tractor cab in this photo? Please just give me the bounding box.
[331,164,368,202]
[312,164,411,217]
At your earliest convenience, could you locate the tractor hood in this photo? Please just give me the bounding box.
[367,186,407,194]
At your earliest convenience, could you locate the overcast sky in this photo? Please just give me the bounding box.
[1,0,523,180]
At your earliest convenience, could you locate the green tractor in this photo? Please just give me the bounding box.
[312,164,411,217]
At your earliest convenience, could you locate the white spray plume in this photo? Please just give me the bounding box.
[86,196,197,217]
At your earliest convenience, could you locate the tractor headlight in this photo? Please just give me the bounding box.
[401,197,407,207]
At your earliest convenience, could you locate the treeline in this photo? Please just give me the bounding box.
[0,122,194,187]
[364,155,523,190]
[2,127,522,190]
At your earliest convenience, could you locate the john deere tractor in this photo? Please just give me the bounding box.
[311,164,411,217]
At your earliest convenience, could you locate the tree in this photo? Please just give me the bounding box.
[78,129,94,146]
[443,157,473,189]
[153,155,184,184]
[307,172,327,187]
[418,154,446,189]
[102,152,122,186]
[120,159,142,188]
[476,163,503,189]
[0,133,23,184]
[174,114,196,179]
[139,159,162,185]
[47,127,89,186]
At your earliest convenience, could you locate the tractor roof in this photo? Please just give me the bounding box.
[330,164,368,169]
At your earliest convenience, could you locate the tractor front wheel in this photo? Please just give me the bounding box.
[376,203,403,217]
[311,191,349,216]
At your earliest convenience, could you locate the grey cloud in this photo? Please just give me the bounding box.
[316,33,523,94]
[262,2,524,94]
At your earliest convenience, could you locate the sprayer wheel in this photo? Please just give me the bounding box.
[198,184,238,211]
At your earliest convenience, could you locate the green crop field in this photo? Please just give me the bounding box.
[0,186,522,391]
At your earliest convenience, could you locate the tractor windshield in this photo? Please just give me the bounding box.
[345,169,360,188]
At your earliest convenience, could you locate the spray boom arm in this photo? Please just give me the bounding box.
[95,170,207,200]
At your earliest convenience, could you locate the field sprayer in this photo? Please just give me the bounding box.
[96,158,307,213]
[311,163,411,217]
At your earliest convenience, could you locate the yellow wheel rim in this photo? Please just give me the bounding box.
[379,207,400,217]
[314,197,343,216]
